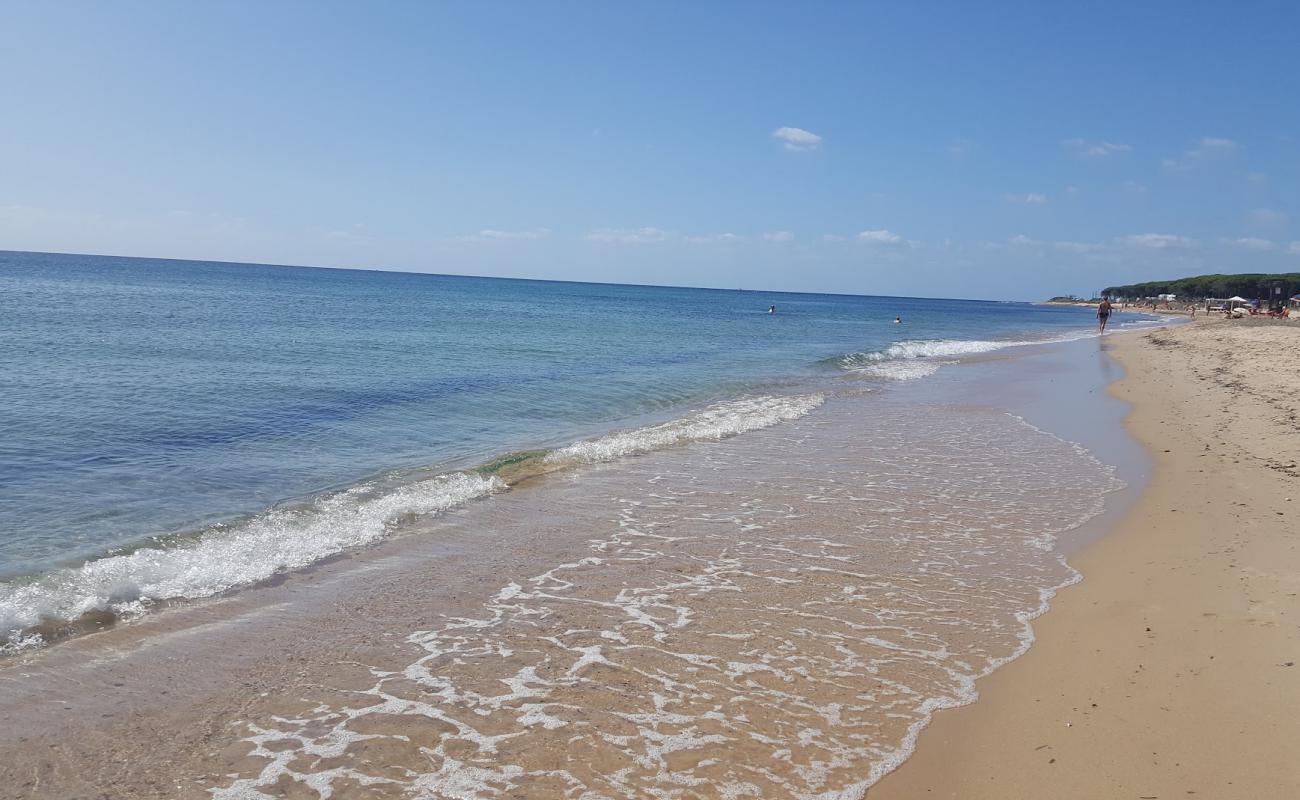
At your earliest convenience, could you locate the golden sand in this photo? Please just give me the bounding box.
[869,319,1300,798]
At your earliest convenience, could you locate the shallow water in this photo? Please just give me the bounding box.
[0,251,1160,648]
[0,322,1144,798]
[208,390,1120,799]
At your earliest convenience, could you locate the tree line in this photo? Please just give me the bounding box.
[1102,272,1300,300]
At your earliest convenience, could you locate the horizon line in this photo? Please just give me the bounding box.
[0,248,1047,305]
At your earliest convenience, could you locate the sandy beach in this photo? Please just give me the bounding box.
[6,4,1298,797]
[4,317,1297,798]
[0,329,1133,800]
[870,318,1300,798]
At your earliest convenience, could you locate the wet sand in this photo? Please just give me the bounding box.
[869,319,1300,798]
[0,337,1135,800]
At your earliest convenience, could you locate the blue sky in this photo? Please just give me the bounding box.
[2,1,1298,299]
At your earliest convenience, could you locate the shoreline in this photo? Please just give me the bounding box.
[0,334,1135,799]
[3,315,1156,656]
[868,319,1300,798]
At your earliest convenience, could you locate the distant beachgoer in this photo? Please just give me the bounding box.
[1097,298,1112,333]
[768,305,776,314]
[894,316,901,324]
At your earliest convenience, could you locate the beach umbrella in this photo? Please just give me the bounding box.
[1228,295,1248,302]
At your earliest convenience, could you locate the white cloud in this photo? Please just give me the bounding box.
[1288,242,1300,255]
[947,138,972,159]
[1232,237,1276,251]
[1247,208,1286,227]
[1164,137,1238,171]
[589,229,746,245]
[1004,193,1048,204]
[1054,240,1104,253]
[1115,233,1194,249]
[586,227,671,244]
[996,233,1192,254]
[857,229,903,244]
[462,227,550,242]
[685,232,740,244]
[1063,138,1132,158]
[324,223,373,241]
[822,234,846,242]
[1123,180,1147,193]
[1199,137,1237,150]
[761,231,794,243]
[772,126,822,151]
[995,232,1207,255]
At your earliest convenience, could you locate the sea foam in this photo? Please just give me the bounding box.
[207,397,1123,800]
[836,332,1101,380]
[0,472,503,646]
[1,393,826,650]
[839,317,1170,383]
[548,394,824,464]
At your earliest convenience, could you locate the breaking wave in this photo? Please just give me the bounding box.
[0,472,503,651]
[1,394,824,652]
[549,394,824,464]
[834,332,1100,381]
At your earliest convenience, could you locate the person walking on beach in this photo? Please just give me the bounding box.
[1097,298,1113,333]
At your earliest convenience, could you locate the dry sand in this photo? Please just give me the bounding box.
[869,318,1300,798]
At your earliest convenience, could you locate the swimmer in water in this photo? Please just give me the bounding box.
[894,316,901,324]
[768,305,776,314]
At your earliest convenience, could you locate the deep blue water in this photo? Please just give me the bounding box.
[1,250,1115,585]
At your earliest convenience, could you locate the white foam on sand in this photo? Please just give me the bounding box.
[208,400,1125,800]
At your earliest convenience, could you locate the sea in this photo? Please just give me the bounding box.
[0,250,1160,797]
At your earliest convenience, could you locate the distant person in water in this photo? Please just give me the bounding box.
[1097,298,1113,333]
[894,316,901,324]
[768,305,776,314]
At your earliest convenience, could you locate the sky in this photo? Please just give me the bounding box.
[2,1,1298,300]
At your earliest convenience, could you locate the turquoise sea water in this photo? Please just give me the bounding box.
[0,250,1150,645]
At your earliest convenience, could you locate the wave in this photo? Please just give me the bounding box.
[838,337,1028,368]
[836,310,1171,384]
[832,327,1117,381]
[855,359,943,381]
[0,472,503,651]
[0,394,823,652]
[548,394,824,464]
[830,337,1031,382]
